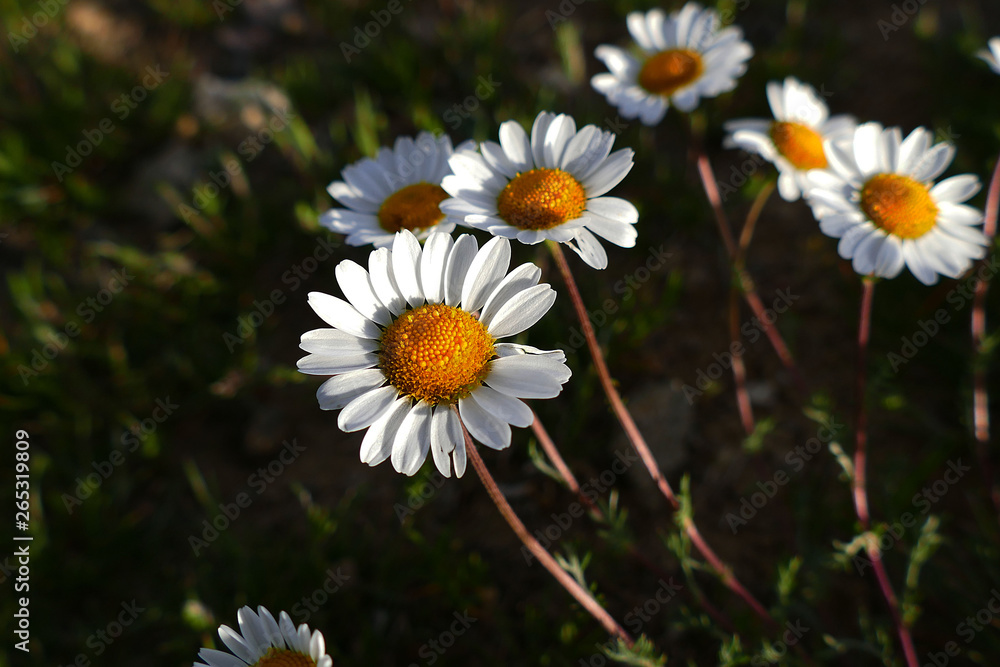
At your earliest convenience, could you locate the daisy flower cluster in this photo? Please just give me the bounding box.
[588,4,991,286]
[293,1,998,483]
[192,5,1000,664]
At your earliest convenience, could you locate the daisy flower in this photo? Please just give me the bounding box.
[724,77,856,201]
[590,3,754,126]
[194,605,332,667]
[805,122,988,285]
[297,229,572,477]
[319,131,473,248]
[440,111,638,270]
[978,37,1000,74]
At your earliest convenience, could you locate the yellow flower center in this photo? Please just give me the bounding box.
[859,173,939,240]
[496,168,587,230]
[377,182,448,234]
[379,303,495,404]
[638,49,704,96]
[254,647,317,667]
[769,121,827,170]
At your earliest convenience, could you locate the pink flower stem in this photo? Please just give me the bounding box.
[728,180,777,434]
[546,241,788,640]
[530,411,736,632]
[972,158,1000,525]
[692,144,808,396]
[853,278,919,667]
[461,418,633,646]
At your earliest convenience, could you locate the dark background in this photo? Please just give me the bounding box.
[3,0,1000,664]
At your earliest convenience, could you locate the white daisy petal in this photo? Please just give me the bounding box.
[586,196,639,224]
[296,352,379,375]
[530,112,557,168]
[470,385,533,428]
[307,292,382,339]
[445,234,479,307]
[336,260,392,326]
[569,227,609,270]
[391,400,432,476]
[368,247,407,315]
[360,397,410,466]
[309,630,326,660]
[852,233,887,276]
[853,122,883,176]
[299,328,379,355]
[902,240,938,286]
[479,263,542,328]
[327,181,380,213]
[485,354,572,399]
[486,284,557,339]
[338,385,399,432]
[458,396,511,450]
[874,235,906,278]
[198,648,248,667]
[316,369,386,411]
[219,625,258,663]
[937,202,983,225]
[909,141,956,182]
[462,236,511,313]
[498,120,534,172]
[930,174,981,203]
[480,141,518,179]
[429,406,460,477]
[420,231,453,303]
[392,231,425,308]
[452,429,468,478]
[584,214,640,247]
[542,114,577,169]
[580,148,635,197]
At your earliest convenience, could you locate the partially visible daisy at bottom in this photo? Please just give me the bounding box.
[195,605,332,667]
[805,122,987,285]
[297,229,571,477]
[978,36,1000,75]
[724,76,856,202]
[319,131,474,248]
